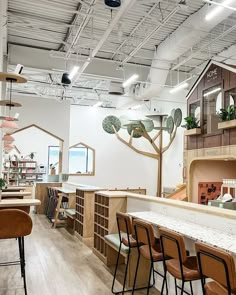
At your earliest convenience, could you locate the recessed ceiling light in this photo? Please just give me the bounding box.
[122,74,139,88]
[169,82,189,94]
[205,0,233,21]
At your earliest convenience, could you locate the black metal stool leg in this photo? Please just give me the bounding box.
[180,281,185,295]
[21,237,28,295]
[147,262,153,295]
[111,243,122,294]
[189,281,193,295]
[18,238,24,277]
[174,278,178,295]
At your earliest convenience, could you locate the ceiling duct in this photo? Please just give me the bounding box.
[105,0,121,8]
[108,81,124,95]
[141,1,236,100]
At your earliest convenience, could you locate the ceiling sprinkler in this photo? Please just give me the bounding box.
[104,0,121,8]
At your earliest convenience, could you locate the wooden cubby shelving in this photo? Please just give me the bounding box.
[74,187,103,247]
[92,191,127,264]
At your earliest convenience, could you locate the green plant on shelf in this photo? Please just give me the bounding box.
[181,115,199,130]
[0,178,7,190]
[218,105,236,122]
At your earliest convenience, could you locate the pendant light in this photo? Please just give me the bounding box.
[105,0,121,7]
[0,118,19,134]
[0,72,26,132]
[2,133,15,143]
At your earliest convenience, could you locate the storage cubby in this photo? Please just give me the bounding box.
[93,191,127,263]
[74,187,102,247]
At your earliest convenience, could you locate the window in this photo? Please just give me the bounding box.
[48,146,59,174]
[189,101,200,125]
[203,85,222,134]
[69,146,93,174]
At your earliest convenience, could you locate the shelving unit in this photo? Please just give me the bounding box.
[75,186,104,247]
[93,191,127,264]
[3,160,46,186]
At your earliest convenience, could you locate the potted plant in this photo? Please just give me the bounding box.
[218,105,236,129]
[182,115,201,136]
[49,163,57,175]
[0,178,7,201]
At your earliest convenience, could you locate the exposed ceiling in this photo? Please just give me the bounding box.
[4,0,236,108]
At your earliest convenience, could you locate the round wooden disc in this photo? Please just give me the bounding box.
[0,100,22,107]
[0,72,27,83]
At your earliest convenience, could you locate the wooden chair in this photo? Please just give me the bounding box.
[0,209,33,295]
[195,242,236,295]
[132,219,168,295]
[159,227,201,295]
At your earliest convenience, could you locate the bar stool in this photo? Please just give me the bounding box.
[0,209,33,295]
[132,219,168,295]
[159,227,201,295]
[112,212,140,294]
[195,242,236,295]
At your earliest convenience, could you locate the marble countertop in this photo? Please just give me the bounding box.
[129,211,236,255]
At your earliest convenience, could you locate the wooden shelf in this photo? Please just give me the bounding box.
[3,160,45,186]
[184,128,201,136]
[0,72,28,83]
[218,120,236,130]
[74,188,102,247]
[93,192,126,263]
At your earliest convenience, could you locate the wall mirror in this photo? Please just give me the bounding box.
[68,142,95,176]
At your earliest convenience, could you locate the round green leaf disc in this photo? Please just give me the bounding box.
[142,120,154,132]
[166,116,174,134]
[127,124,142,138]
[170,109,175,119]
[102,116,121,134]
[174,108,182,127]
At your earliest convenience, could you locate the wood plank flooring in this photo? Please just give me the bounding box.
[0,214,158,295]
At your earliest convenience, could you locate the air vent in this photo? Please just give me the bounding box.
[108,81,124,95]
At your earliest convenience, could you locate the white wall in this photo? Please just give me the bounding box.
[151,89,187,189]
[5,95,70,172]
[68,92,187,195]
[8,127,59,171]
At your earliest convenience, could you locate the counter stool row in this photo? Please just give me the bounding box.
[112,212,236,295]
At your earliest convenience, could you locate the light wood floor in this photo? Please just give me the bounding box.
[0,214,159,295]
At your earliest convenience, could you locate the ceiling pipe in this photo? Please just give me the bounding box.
[140,1,236,100]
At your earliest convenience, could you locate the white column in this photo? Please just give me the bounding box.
[0,0,8,174]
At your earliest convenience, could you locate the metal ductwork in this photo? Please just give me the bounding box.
[141,2,236,100]
[108,81,124,95]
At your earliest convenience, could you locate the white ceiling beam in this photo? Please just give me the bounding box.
[111,2,160,59]
[65,0,97,57]
[120,6,180,65]
[76,0,137,79]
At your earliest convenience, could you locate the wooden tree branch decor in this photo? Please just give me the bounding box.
[102,109,182,196]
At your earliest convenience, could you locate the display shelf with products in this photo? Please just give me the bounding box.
[3,160,46,186]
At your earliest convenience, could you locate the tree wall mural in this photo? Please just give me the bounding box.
[102,109,182,196]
